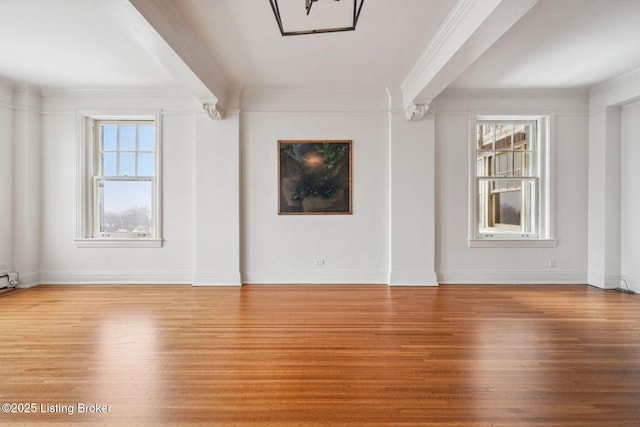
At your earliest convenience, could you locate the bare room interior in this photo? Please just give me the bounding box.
[1,0,640,425]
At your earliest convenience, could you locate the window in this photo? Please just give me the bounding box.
[76,114,162,247]
[471,116,553,246]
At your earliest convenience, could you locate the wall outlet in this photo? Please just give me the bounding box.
[547,258,556,268]
[314,259,325,266]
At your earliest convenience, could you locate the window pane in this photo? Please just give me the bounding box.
[495,124,512,150]
[494,153,507,176]
[119,153,136,176]
[102,152,117,176]
[477,124,494,150]
[138,125,155,151]
[120,125,136,151]
[514,152,533,176]
[476,151,492,177]
[514,124,528,147]
[102,125,117,151]
[98,179,152,233]
[497,190,521,226]
[138,153,155,176]
[478,177,537,235]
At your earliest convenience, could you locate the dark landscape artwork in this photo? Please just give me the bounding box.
[278,140,352,215]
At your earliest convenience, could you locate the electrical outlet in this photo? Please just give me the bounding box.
[314,259,325,266]
[547,258,556,268]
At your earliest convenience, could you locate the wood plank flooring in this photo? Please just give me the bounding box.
[1,284,639,426]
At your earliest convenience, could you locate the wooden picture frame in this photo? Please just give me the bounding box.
[278,140,352,215]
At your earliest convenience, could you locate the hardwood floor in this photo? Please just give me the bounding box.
[1,284,639,426]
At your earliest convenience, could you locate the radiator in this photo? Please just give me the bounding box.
[0,272,19,290]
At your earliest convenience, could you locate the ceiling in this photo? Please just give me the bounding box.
[1,0,639,104]
[452,0,640,89]
[147,0,458,91]
[0,0,178,90]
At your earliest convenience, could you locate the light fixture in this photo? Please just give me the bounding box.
[269,0,364,36]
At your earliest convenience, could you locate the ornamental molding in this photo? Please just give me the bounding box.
[405,104,429,121]
[203,102,225,120]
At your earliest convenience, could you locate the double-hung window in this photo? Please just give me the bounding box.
[471,116,552,246]
[95,121,156,237]
[76,114,162,247]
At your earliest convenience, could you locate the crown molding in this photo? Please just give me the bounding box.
[241,87,388,113]
[40,87,194,98]
[590,67,640,97]
[439,87,588,99]
[589,67,640,110]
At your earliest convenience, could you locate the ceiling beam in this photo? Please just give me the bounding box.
[115,0,230,116]
[400,0,539,120]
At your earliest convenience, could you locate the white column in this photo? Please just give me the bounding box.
[388,89,437,286]
[12,83,41,287]
[0,80,13,275]
[587,107,621,289]
[193,91,242,286]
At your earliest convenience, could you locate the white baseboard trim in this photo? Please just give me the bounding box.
[438,269,587,284]
[193,272,242,286]
[15,271,41,288]
[587,270,605,288]
[587,271,620,289]
[40,270,193,285]
[244,270,388,285]
[589,273,640,292]
[620,274,640,293]
[388,271,439,286]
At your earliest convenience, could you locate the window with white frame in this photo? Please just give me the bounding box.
[471,116,552,245]
[76,114,162,247]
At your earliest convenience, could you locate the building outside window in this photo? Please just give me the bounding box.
[471,116,552,246]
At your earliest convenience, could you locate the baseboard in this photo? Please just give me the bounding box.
[244,270,388,285]
[193,272,242,286]
[620,274,640,293]
[388,271,439,286]
[15,271,41,288]
[40,270,193,285]
[587,271,619,289]
[438,269,587,284]
[590,273,640,292]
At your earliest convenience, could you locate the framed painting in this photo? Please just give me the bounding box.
[278,140,352,215]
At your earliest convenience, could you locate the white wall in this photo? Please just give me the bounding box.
[15,86,437,287]
[621,101,640,292]
[7,82,635,288]
[434,90,589,284]
[39,91,201,284]
[241,89,390,284]
[0,80,12,275]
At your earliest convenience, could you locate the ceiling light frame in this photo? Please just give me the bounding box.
[269,0,364,36]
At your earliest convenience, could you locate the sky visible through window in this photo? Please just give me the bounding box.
[99,123,155,232]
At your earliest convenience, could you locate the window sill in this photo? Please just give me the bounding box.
[74,238,163,248]
[469,239,557,248]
